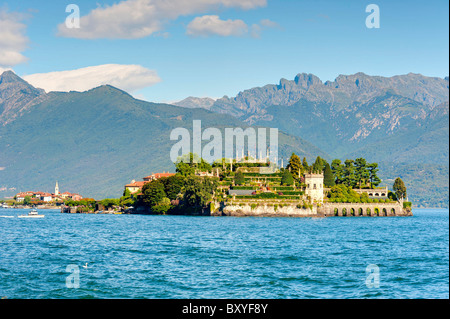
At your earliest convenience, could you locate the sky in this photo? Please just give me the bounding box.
[1,0,448,103]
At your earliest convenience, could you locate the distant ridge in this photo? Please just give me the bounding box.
[209,72,449,163]
[173,96,216,110]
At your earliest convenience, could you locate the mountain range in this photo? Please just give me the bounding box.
[208,72,449,163]
[0,71,325,199]
[0,70,448,207]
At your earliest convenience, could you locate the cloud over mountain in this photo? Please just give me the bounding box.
[57,0,267,39]
[22,64,161,93]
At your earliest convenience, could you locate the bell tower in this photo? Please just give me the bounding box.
[55,181,59,196]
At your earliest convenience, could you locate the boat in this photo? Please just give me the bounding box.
[1,204,9,208]
[18,209,45,218]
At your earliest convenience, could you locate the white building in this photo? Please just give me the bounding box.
[305,173,324,203]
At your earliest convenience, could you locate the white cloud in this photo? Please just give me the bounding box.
[186,16,279,38]
[57,0,266,39]
[22,64,161,93]
[259,18,279,28]
[186,15,248,37]
[0,9,29,67]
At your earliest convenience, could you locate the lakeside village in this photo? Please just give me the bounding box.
[1,182,84,209]
[51,152,411,217]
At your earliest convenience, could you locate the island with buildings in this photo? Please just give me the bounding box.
[1,182,84,209]
[59,152,412,217]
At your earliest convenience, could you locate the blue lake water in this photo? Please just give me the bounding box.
[0,208,448,299]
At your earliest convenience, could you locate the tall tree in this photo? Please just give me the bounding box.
[393,177,407,200]
[302,157,309,172]
[287,153,302,178]
[354,157,368,188]
[367,163,381,188]
[323,163,335,187]
[343,159,356,188]
[331,159,344,184]
[312,156,325,173]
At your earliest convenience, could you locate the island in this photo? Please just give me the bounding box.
[60,153,412,217]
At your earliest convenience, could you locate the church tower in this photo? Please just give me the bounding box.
[55,181,59,196]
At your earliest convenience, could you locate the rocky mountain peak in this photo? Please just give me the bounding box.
[294,73,322,88]
[0,71,47,125]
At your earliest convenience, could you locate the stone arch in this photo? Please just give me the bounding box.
[342,208,347,216]
[374,207,380,216]
[382,208,387,216]
[366,208,371,216]
[381,193,386,197]
[375,193,379,197]
[369,193,373,196]
[350,208,355,216]
[334,208,338,216]
[390,208,396,216]
[358,207,363,216]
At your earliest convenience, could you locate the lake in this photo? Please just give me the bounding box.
[0,208,448,299]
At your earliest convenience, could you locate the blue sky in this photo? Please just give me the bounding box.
[1,0,448,102]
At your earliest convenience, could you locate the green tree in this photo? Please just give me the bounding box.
[354,157,369,188]
[281,170,294,186]
[327,184,360,203]
[123,188,131,197]
[388,191,397,201]
[331,159,344,184]
[367,163,381,188]
[302,157,309,172]
[323,163,335,187]
[183,176,218,208]
[343,159,356,188]
[175,153,212,176]
[198,158,212,172]
[142,180,166,207]
[160,175,185,200]
[312,156,325,173]
[176,161,195,176]
[234,171,245,185]
[287,153,302,178]
[393,177,407,200]
[120,187,135,207]
[152,197,172,214]
[23,196,32,206]
[100,198,120,209]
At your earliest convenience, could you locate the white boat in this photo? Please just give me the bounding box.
[1,204,9,208]
[18,209,45,218]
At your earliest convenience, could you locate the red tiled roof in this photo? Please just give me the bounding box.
[125,181,147,187]
[16,192,34,197]
[143,173,175,179]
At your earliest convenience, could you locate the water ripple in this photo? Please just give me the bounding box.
[0,209,448,299]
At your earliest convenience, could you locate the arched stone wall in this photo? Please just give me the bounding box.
[321,202,407,217]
